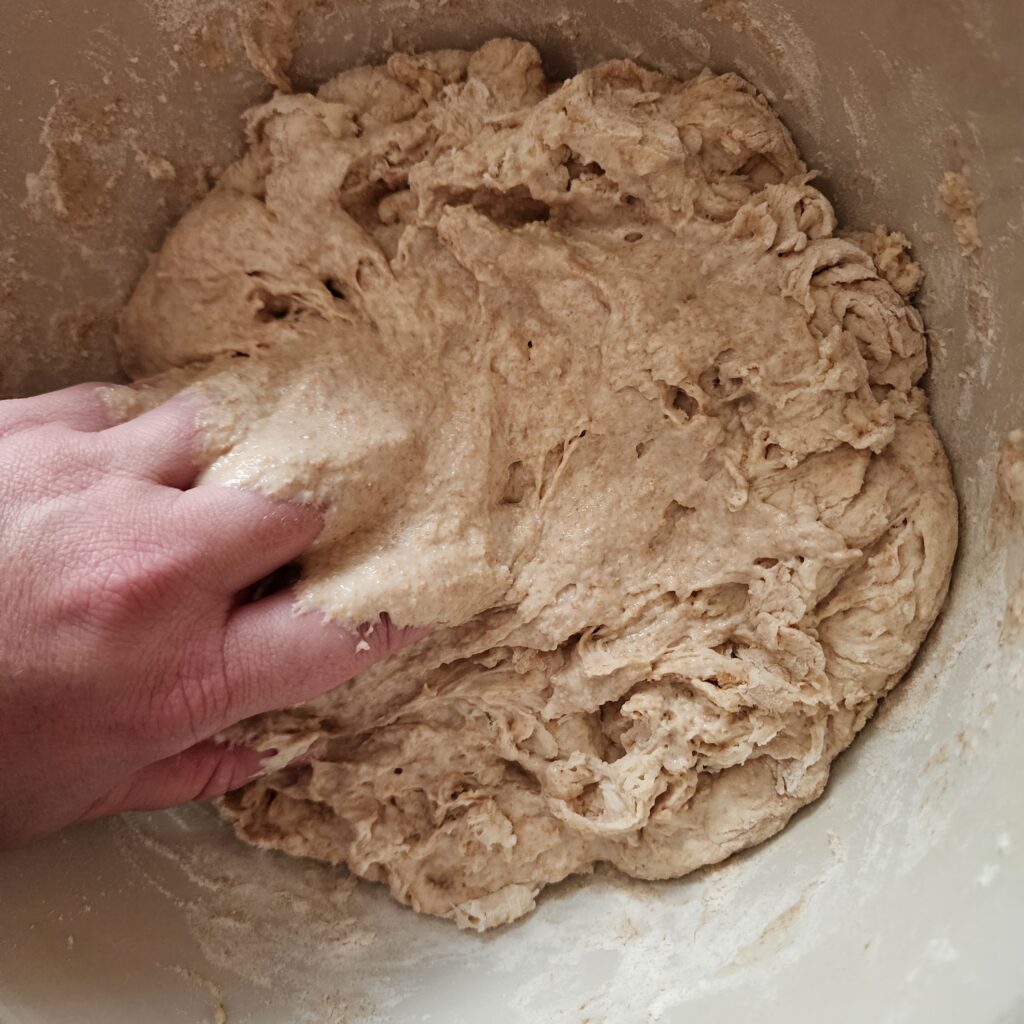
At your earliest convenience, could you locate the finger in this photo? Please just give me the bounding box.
[80,742,267,819]
[169,486,323,593]
[0,382,115,439]
[100,391,203,489]
[217,593,429,727]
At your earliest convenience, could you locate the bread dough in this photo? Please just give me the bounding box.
[117,40,958,930]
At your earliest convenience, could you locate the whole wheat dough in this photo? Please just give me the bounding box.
[117,39,958,930]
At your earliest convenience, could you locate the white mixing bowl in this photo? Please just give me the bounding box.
[1,2,1021,1021]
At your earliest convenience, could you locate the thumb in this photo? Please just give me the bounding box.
[81,742,267,819]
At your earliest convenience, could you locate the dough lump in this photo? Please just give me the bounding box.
[118,40,958,930]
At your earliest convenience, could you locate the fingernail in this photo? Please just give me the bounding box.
[242,747,279,781]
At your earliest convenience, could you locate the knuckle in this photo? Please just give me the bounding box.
[56,562,150,624]
[109,547,188,603]
[177,676,233,741]
[128,659,231,748]
[52,528,192,625]
[0,427,75,501]
[22,425,109,491]
[219,617,263,703]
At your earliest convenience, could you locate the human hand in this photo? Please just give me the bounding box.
[0,383,422,846]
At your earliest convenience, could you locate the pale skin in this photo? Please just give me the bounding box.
[0,383,423,847]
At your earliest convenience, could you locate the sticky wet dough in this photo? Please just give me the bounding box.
[117,39,958,931]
